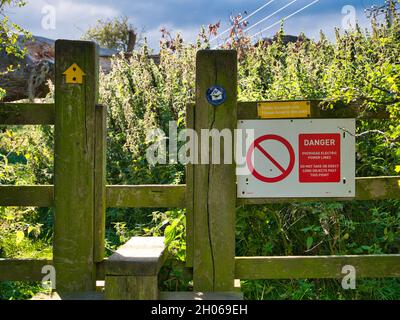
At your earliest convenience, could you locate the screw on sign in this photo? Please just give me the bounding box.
[246,134,295,183]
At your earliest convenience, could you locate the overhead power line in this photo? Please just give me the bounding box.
[244,0,298,34]
[214,0,298,48]
[210,0,276,43]
[250,0,320,40]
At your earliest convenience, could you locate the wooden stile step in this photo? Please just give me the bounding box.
[32,291,104,300]
[32,291,243,300]
[105,237,167,276]
[160,292,243,300]
[105,236,168,300]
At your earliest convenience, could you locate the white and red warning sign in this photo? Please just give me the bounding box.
[237,119,355,198]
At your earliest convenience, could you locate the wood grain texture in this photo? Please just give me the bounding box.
[104,237,165,300]
[237,100,390,120]
[94,104,107,263]
[106,185,186,208]
[105,237,167,276]
[0,177,398,208]
[0,259,52,281]
[0,184,186,208]
[32,291,104,300]
[0,100,388,126]
[185,103,195,268]
[237,176,400,205]
[53,40,98,293]
[105,275,158,300]
[193,50,237,292]
[160,291,243,300]
[0,103,55,125]
[95,260,106,280]
[354,176,400,200]
[0,185,53,207]
[235,255,400,279]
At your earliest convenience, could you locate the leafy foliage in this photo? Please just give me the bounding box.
[0,0,30,100]
[1,2,400,300]
[0,126,53,299]
[82,16,138,52]
[99,4,400,298]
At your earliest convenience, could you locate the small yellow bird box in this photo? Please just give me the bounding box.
[63,63,85,84]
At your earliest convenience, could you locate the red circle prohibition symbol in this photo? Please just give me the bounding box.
[246,134,295,183]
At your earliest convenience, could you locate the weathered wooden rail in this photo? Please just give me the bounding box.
[1,43,399,299]
[0,100,391,125]
[1,177,399,208]
[0,103,55,125]
[234,255,400,279]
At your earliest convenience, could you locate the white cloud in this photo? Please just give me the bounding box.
[247,10,372,43]
[10,0,120,39]
[58,0,119,17]
[7,0,376,50]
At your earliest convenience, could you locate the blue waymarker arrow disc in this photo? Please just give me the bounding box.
[206,86,227,107]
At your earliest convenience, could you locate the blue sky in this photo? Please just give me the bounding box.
[9,0,386,51]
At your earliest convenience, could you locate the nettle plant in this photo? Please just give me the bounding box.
[1,2,399,300]
[98,5,400,297]
[101,4,400,182]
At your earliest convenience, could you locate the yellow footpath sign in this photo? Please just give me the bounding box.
[257,101,311,119]
[63,63,86,84]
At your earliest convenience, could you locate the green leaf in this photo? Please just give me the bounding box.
[27,225,34,235]
[164,225,175,244]
[16,231,24,245]
[306,237,314,250]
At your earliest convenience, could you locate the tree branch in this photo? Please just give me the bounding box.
[338,127,400,145]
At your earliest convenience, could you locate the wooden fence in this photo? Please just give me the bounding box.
[0,41,399,297]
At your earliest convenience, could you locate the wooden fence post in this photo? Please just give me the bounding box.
[193,50,237,292]
[94,104,106,263]
[54,40,99,294]
[185,103,195,268]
